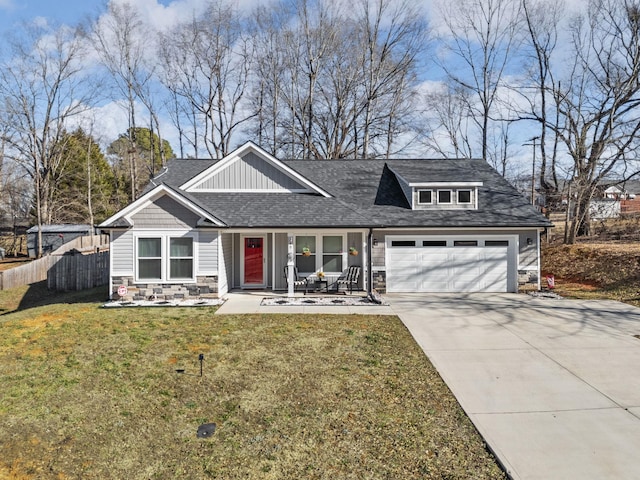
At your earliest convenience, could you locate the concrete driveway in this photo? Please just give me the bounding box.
[387,293,640,480]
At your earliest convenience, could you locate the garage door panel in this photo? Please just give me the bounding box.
[387,242,510,293]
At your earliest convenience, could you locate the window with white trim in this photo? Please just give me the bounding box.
[417,189,433,204]
[323,235,343,272]
[136,235,195,282]
[437,190,452,204]
[295,235,316,273]
[138,238,162,280]
[295,234,346,274]
[169,238,194,279]
[458,189,472,204]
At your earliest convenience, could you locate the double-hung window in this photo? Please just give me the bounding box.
[322,235,343,273]
[295,235,316,273]
[137,235,195,282]
[169,238,194,279]
[138,238,162,280]
[295,234,346,274]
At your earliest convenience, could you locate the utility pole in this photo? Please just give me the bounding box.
[523,136,540,207]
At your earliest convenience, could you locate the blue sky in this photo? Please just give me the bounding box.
[0,0,107,33]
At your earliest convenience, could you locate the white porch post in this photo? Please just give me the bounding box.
[287,233,295,296]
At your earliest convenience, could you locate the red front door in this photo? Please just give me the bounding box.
[244,237,264,285]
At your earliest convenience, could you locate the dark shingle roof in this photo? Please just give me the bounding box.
[142,156,551,229]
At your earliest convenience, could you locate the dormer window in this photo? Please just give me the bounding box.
[418,190,433,204]
[437,190,452,204]
[458,190,472,204]
[409,182,482,210]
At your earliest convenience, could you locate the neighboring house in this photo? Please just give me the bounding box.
[590,199,621,220]
[26,224,93,258]
[99,142,551,300]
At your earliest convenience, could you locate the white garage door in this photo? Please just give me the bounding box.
[386,239,510,293]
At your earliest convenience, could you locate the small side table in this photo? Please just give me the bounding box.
[313,279,328,293]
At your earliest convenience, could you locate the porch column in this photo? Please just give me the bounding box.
[287,233,295,296]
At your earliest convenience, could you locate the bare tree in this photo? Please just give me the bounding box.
[519,0,640,242]
[421,83,475,158]
[91,1,154,200]
[0,23,93,256]
[437,0,522,162]
[249,0,427,159]
[159,1,254,159]
[520,0,564,213]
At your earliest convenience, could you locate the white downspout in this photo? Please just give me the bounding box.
[287,233,294,296]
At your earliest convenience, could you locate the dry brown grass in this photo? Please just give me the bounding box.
[0,286,505,479]
[542,242,640,307]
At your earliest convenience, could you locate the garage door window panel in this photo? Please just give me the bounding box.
[485,240,509,247]
[423,240,447,247]
[454,240,478,246]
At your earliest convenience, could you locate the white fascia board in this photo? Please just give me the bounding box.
[180,141,332,198]
[409,182,484,187]
[98,184,226,228]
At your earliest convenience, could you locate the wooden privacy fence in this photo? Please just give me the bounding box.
[0,234,110,291]
[0,255,58,290]
[47,251,109,292]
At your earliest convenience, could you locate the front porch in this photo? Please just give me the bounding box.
[220,230,368,296]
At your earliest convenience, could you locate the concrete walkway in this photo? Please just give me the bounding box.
[214,291,395,315]
[388,293,640,480]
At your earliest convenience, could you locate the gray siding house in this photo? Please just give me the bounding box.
[99,142,551,300]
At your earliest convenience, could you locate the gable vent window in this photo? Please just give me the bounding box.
[437,190,452,204]
[458,190,472,204]
[418,190,433,204]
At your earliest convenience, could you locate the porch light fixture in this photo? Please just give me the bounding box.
[527,237,533,245]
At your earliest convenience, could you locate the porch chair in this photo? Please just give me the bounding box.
[336,265,361,294]
[283,266,309,294]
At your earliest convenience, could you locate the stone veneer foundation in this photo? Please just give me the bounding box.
[110,276,219,301]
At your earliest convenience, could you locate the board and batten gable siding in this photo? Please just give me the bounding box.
[197,231,219,275]
[111,230,134,275]
[131,195,201,228]
[192,151,305,191]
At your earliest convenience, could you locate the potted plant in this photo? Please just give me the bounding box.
[302,247,311,256]
[317,271,325,278]
[349,246,358,256]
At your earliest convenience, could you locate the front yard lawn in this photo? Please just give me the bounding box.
[0,287,504,479]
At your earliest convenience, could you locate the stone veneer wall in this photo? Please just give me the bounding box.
[372,271,386,294]
[517,270,538,290]
[111,276,219,301]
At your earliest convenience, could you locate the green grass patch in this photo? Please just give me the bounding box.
[0,291,505,479]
